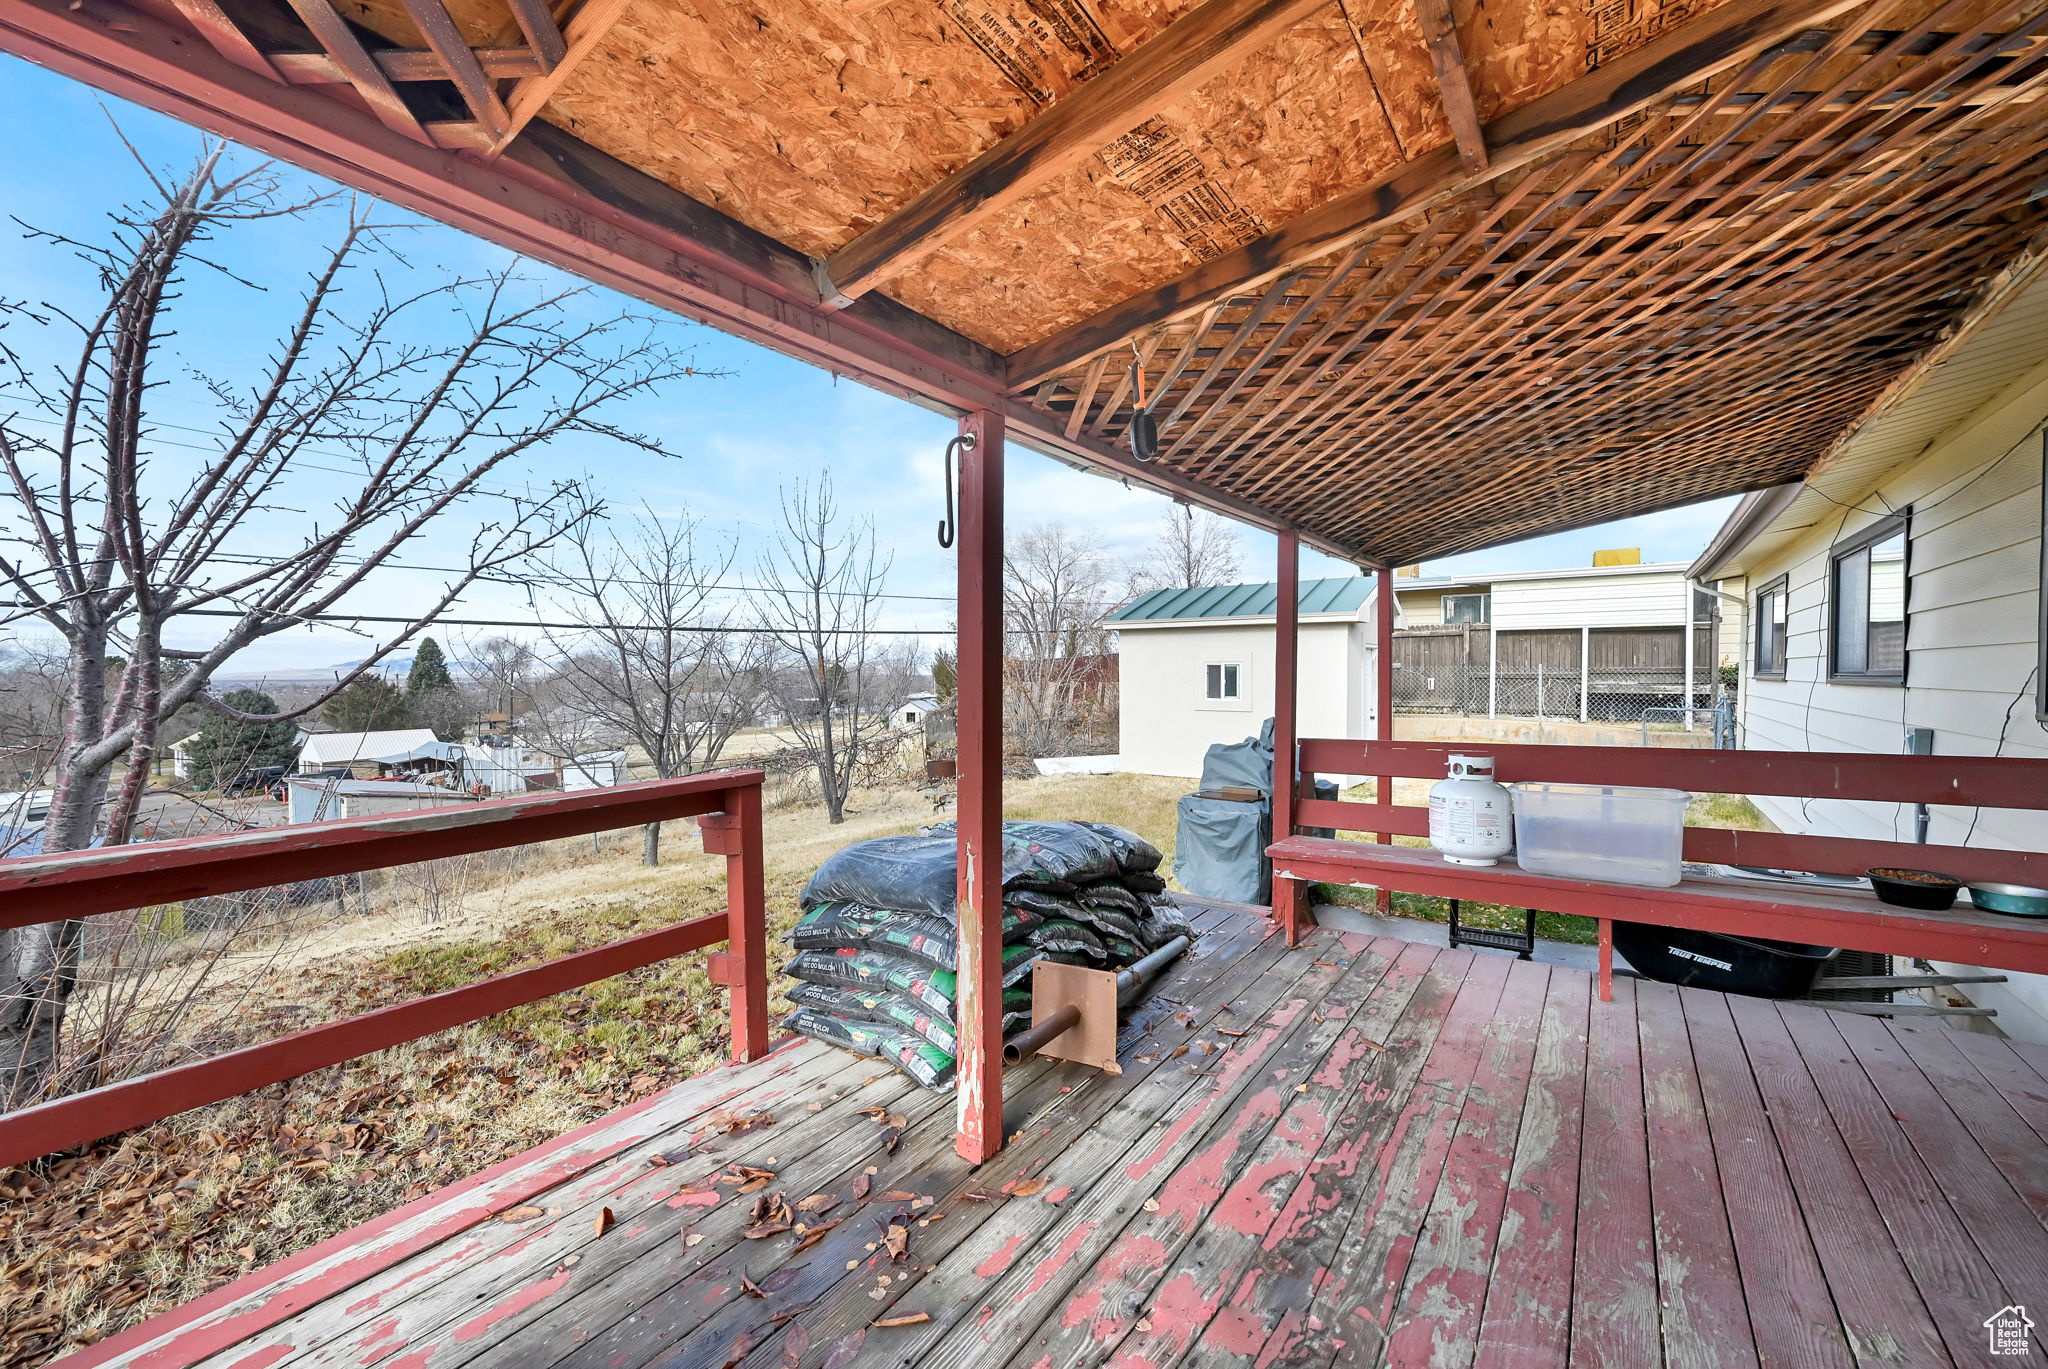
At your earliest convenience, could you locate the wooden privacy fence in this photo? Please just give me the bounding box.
[1279,740,2048,997]
[0,769,768,1170]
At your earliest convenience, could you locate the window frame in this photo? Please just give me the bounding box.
[1442,591,1491,624]
[2037,432,2047,722]
[1752,574,1788,681]
[1826,510,1911,687]
[1203,661,1243,702]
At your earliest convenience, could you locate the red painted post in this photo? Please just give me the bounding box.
[1376,566,1395,914]
[954,409,1006,1164]
[1272,529,1303,944]
[713,783,769,1062]
[1598,918,1615,1003]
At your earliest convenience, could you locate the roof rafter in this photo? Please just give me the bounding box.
[1007,0,1879,385]
[1413,0,1489,174]
[817,0,1332,307]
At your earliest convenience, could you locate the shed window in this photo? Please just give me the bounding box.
[1205,663,1241,700]
[1829,513,1909,684]
[1753,576,1787,679]
[1443,592,1490,624]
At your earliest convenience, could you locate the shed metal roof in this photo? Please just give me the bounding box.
[1110,577,1372,625]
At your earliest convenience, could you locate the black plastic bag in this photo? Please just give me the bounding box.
[783,1008,956,1091]
[790,901,1045,970]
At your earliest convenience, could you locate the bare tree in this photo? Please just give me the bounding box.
[1127,504,1244,596]
[0,143,706,1105]
[538,510,765,864]
[1005,522,1118,758]
[756,476,904,824]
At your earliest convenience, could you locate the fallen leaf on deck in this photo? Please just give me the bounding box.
[1216,1028,1248,1038]
[880,1190,918,1202]
[593,1207,615,1238]
[792,1218,843,1252]
[1143,1198,1160,1212]
[1169,1045,1188,1059]
[853,1172,872,1201]
[882,1222,909,1262]
[499,1206,544,1224]
[874,1311,931,1327]
[741,1274,767,1299]
[782,1322,810,1366]
[879,1126,903,1155]
[822,1328,868,1367]
[1003,1177,1046,1197]
[797,1194,840,1213]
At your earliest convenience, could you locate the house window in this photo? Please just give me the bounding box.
[1205,663,1241,700]
[1443,592,1490,624]
[1753,576,1788,679]
[1829,512,1909,684]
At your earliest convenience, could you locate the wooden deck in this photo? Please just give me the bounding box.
[69,901,2048,1369]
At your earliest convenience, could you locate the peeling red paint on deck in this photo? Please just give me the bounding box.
[1018,1221,1100,1302]
[221,1347,291,1369]
[1203,1269,1271,1355]
[977,1233,1027,1278]
[1060,1232,1168,1331]
[449,1267,573,1343]
[355,1316,404,1363]
[667,1188,720,1208]
[1126,1028,1282,1181]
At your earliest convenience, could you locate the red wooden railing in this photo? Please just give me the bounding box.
[1295,739,2048,888]
[0,769,768,1170]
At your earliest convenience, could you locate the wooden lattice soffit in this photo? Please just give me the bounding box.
[165,0,621,152]
[1028,0,2048,567]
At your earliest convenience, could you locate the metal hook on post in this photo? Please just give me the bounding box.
[937,431,976,549]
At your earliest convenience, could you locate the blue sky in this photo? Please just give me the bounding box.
[0,54,1735,673]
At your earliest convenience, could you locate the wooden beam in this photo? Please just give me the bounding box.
[819,0,1331,305]
[484,0,630,158]
[1413,0,1487,175]
[279,0,428,141]
[503,0,566,70]
[269,46,546,83]
[1007,0,1878,384]
[398,0,507,136]
[166,0,274,77]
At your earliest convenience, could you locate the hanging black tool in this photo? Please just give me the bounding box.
[936,431,975,548]
[1127,344,1159,463]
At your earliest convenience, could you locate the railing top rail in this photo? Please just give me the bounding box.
[0,769,765,928]
[1297,739,2048,810]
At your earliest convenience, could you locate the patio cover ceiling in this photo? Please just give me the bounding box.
[4,0,2046,565]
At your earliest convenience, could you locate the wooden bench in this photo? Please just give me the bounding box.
[1272,740,2048,1001]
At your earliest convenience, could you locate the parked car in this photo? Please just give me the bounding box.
[222,765,288,797]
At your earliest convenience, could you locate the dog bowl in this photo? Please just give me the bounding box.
[1967,883,2048,918]
[1866,867,1962,911]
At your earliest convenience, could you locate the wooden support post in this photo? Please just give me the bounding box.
[1598,917,1615,1003]
[1376,566,1395,915]
[954,409,1005,1164]
[707,787,768,1062]
[1272,529,1303,944]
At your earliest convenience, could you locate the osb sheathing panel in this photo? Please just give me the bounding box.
[348,0,1747,350]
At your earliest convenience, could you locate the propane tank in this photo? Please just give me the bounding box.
[1428,753,1514,866]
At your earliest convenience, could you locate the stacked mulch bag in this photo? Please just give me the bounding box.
[781,820,1194,1091]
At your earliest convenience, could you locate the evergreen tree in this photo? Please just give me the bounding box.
[183,689,299,790]
[406,638,455,695]
[323,675,414,732]
[405,637,467,740]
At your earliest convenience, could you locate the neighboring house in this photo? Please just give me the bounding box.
[1110,578,1378,779]
[1692,251,2048,1040]
[166,732,201,780]
[893,694,942,729]
[297,728,443,776]
[1388,557,1729,719]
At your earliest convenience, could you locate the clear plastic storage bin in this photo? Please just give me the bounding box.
[1508,782,1690,888]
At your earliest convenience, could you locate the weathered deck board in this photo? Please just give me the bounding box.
[1679,988,1850,1369]
[64,901,2048,1369]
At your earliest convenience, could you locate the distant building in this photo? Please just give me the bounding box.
[1109,578,1379,780]
[297,729,443,776]
[892,694,942,729]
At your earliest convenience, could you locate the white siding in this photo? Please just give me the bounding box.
[1738,361,2048,1038]
[1394,589,1444,625]
[1117,620,1374,779]
[1491,571,1688,630]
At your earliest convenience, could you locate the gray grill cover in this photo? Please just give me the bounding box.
[1174,719,1334,903]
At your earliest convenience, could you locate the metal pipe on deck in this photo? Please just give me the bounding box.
[1004,935,1194,1063]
